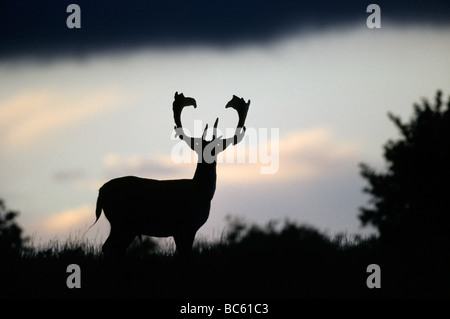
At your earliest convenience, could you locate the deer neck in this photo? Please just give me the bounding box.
[193,162,217,199]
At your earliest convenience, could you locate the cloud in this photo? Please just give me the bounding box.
[96,126,359,184]
[0,89,126,150]
[207,128,365,237]
[38,205,94,235]
[32,204,112,243]
[1,0,449,61]
[53,168,86,183]
[102,153,192,180]
[217,126,359,183]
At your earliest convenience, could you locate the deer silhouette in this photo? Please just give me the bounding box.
[93,92,250,259]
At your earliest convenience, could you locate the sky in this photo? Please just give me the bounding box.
[1,1,449,244]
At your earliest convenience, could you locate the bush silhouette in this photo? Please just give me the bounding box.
[359,90,450,248]
[0,199,27,257]
[229,219,332,254]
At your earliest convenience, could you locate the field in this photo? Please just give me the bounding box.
[1,218,449,300]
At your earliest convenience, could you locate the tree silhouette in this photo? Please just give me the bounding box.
[0,199,27,256]
[359,90,450,246]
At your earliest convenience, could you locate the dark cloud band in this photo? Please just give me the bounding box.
[1,0,449,61]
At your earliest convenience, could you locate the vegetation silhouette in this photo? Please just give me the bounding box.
[93,92,249,259]
[359,90,450,251]
[0,199,27,257]
[2,217,384,299]
[0,215,448,298]
[358,90,450,297]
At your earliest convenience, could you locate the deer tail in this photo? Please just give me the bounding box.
[94,192,103,226]
[83,191,103,237]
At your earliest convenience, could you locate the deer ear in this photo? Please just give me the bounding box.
[175,92,179,98]
[247,99,251,106]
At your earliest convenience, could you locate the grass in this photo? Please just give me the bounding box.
[1,218,449,299]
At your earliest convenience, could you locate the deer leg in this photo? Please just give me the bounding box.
[102,227,115,258]
[103,227,136,260]
[174,231,196,259]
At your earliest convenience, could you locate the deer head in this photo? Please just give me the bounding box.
[173,92,250,164]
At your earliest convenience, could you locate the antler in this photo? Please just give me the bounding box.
[173,91,196,129]
[173,91,199,150]
[221,95,250,147]
[206,95,250,156]
[226,95,250,129]
[173,92,250,155]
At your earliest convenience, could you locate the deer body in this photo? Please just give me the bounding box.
[98,176,213,235]
[95,92,249,259]
[97,167,215,256]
